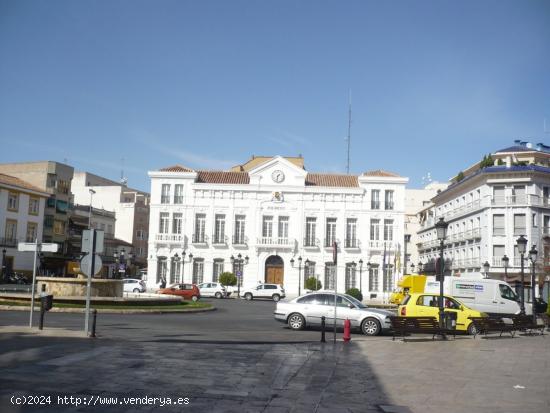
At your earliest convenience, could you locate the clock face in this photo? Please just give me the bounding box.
[271,170,285,183]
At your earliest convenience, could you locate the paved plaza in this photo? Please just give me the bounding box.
[0,300,549,412]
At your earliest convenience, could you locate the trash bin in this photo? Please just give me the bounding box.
[443,312,457,330]
[40,293,53,311]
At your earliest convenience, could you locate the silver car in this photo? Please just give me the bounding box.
[274,292,393,336]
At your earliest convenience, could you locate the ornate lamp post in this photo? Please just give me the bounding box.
[516,235,528,315]
[351,261,357,291]
[113,250,119,278]
[290,256,303,296]
[502,254,509,283]
[231,253,249,297]
[418,262,423,274]
[435,217,449,333]
[188,253,194,283]
[529,245,538,324]
[483,261,490,279]
[358,259,364,296]
[305,258,311,290]
[410,263,415,275]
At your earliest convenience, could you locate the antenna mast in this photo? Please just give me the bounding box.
[346,90,352,174]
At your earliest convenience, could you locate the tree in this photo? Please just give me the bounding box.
[219,272,237,287]
[304,277,322,291]
[479,154,494,169]
[346,288,363,302]
[455,171,465,182]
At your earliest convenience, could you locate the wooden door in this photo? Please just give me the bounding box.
[266,266,284,285]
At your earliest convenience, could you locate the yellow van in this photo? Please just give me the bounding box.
[389,275,427,305]
[397,293,485,334]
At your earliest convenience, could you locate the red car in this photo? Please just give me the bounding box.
[158,283,201,301]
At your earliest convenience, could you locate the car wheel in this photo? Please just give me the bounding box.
[133,288,140,293]
[215,292,222,299]
[361,318,381,336]
[272,294,281,302]
[467,322,478,336]
[191,295,199,302]
[288,313,305,330]
[244,293,253,301]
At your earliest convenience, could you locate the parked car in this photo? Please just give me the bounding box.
[240,284,285,301]
[197,282,227,298]
[274,292,393,336]
[398,293,485,335]
[123,278,146,293]
[158,283,201,301]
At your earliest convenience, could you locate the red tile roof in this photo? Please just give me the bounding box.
[0,173,47,194]
[196,171,250,185]
[305,173,359,188]
[159,164,194,172]
[362,170,401,177]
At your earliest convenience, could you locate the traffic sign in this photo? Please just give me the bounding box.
[18,242,58,252]
[82,230,104,254]
[81,254,102,276]
[236,271,242,277]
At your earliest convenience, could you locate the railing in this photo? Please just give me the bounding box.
[257,237,294,246]
[367,240,394,250]
[324,238,340,248]
[0,237,18,247]
[344,239,360,249]
[232,235,248,246]
[212,235,228,245]
[303,237,320,248]
[155,234,185,242]
[192,234,208,244]
[542,227,550,236]
[492,194,550,207]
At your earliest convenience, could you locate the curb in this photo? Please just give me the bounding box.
[0,305,216,314]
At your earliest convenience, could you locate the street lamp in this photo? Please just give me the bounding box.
[410,263,415,275]
[502,254,509,283]
[516,235,528,315]
[113,250,119,278]
[418,262,423,274]
[358,259,364,296]
[88,189,96,229]
[483,261,490,279]
[305,258,311,290]
[290,256,304,296]
[1,248,6,282]
[529,244,538,324]
[231,253,248,297]
[435,217,449,333]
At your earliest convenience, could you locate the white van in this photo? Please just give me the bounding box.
[425,276,531,316]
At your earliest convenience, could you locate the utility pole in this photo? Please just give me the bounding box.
[346,90,352,174]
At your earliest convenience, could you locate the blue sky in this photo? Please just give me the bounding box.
[1,0,549,192]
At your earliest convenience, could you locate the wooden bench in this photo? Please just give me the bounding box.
[390,316,456,342]
[468,316,516,338]
[512,315,545,336]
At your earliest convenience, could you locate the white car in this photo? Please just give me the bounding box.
[240,284,285,302]
[123,278,146,293]
[197,282,227,299]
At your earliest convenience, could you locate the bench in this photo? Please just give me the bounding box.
[511,315,545,336]
[390,316,456,342]
[468,317,516,338]
[540,313,550,331]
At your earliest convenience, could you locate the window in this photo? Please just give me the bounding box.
[192,258,204,284]
[544,216,550,234]
[172,213,183,234]
[214,214,225,243]
[44,215,54,228]
[513,214,526,236]
[305,217,316,246]
[170,257,181,284]
[324,263,335,290]
[107,224,113,235]
[7,193,18,211]
[493,214,505,236]
[371,190,380,209]
[53,220,65,236]
[47,197,56,208]
[161,184,170,204]
[512,186,525,203]
[370,219,380,241]
[100,223,105,231]
[383,264,393,292]
[234,215,246,244]
[344,218,357,248]
[499,284,518,301]
[194,214,206,242]
[345,263,356,291]
[384,219,393,241]
[385,190,394,210]
[493,245,505,261]
[158,213,169,234]
[212,259,224,282]
[262,216,273,238]
[325,218,337,246]
[532,213,537,227]
[57,179,70,194]
[174,184,184,204]
[5,219,17,240]
[493,186,504,203]
[28,197,40,215]
[368,265,379,291]
[304,261,316,285]
[47,173,57,188]
[156,259,167,283]
[278,216,289,240]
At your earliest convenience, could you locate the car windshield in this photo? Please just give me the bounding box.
[343,294,367,308]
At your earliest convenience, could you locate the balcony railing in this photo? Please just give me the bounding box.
[257,237,294,247]
[0,237,18,247]
[232,235,248,246]
[191,234,208,244]
[368,240,394,250]
[324,238,340,248]
[155,234,185,242]
[212,235,228,245]
[303,237,320,248]
[344,238,360,249]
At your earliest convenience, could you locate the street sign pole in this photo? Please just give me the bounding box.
[84,230,96,334]
[29,238,40,327]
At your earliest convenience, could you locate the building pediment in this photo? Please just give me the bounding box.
[248,156,307,187]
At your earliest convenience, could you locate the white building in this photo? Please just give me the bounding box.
[71,172,150,267]
[417,141,550,301]
[147,156,409,301]
[0,173,48,276]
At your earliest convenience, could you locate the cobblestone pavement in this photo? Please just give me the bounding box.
[0,328,549,413]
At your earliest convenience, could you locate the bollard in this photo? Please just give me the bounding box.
[343,318,351,342]
[321,316,326,342]
[90,309,97,338]
[39,297,45,330]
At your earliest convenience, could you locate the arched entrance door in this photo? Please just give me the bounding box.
[265,255,284,285]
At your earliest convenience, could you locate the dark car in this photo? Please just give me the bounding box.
[158,283,201,301]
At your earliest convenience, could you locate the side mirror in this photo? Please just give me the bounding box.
[460,305,464,311]
[348,304,354,309]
